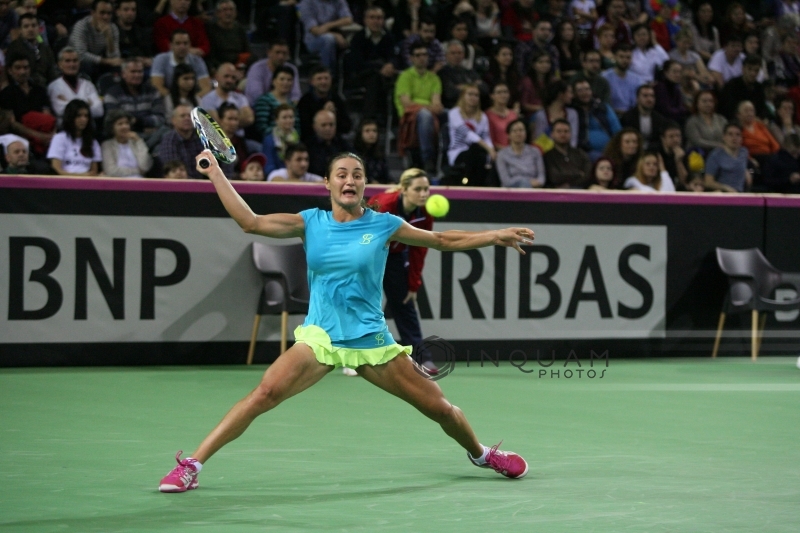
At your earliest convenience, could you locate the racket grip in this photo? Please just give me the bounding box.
[199,158,210,169]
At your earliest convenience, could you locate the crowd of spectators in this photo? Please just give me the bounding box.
[0,0,798,194]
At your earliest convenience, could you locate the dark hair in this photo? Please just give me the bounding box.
[505,118,529,141]
[419,16,436,27]
[487,44,520,96]
[271,65,295,90]
[636,84,655,97]
[62,99,95,158]
[163,160,187,174]
[726,33,744,45]
[170,28,190,42]
[284,142,308,161]
[103,109,131,137]
[661,120,681,134]
[613,42,633,54]
[784,133,800,148]
[692,89,716,113]
[543,79,569,107]
[6,52,29,69]
[743,54,762,68]
[325,152,366,179]
[18,13,37,26]
[310,65,330,78]
[410,41,429,55]
[724,122,742,134]
[551,118,571,130]
[591,157,615,186]
[526,51,554,92]
[268,38,289,49]
[273,103,295,122]
[554,20,581,62]
[693,2,715,40]
[582,49,601,61]
[218,102,239,119]
[353,118,384,158]
[92,0,110,10]
[169,63,198,108]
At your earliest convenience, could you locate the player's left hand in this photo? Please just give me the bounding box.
[495,228,535,254]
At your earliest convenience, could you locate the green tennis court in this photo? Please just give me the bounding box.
[2,358,799,532]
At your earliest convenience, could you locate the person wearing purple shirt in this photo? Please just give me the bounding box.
[244,39,301,107]
[298,0,353,76]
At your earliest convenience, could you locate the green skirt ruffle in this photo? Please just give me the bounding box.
[294,325,412,369]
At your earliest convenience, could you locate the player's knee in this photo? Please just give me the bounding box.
[250,383,284,412]
[425,399,457,425]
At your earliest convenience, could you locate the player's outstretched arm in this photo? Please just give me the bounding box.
[392,221,534,254]
[197,151,304,239]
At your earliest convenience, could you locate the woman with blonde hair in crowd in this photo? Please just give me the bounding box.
[364,168,439,376]
[624,152,676,192]
[446,83,495,186]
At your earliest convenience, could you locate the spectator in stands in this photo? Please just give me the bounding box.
[7,13,57,88]
[624,152,675,192]
[47,99,101,176]
[569,50,611,105]
[719,55,767,120]
[704,123,749,192]
[685,90,727,152]
[448,16,477,71]
[653,60,689,126]
[267,142,324,182]
[554,20,582,80]
[516,19,559,78]
[238,153,267,182]
[47,47,104,127]
[621,84,669,149]
[531,80,580,147]
[520,51,555,118]
[597,23,618,70]
[501,0,536,43]
[67,0,121,80]
[669,28,714,89]
[163,160,188,179]
[199,63,253,129]
[306,109,351,177]
[157,104,205,179]
[708,34,744,89]
[719,3,753,47]
[101,109,153,177]
[205,0,249,72]
[602,44,643,115]
[774,32,800,91]
[446,83,495,186]
[630,23,668,84]
[151,29,212,98]
[588,157,615,190]
[153,0,210,57]
[254,66,300,140]
[298,0,353,75]
[385,0,431,43]
[485,83,519,149]
[115,0,153,66]
[353,118,390,184]
[0,134,32,174]
[690,2,720,63]
[0,0,17,49]
[394,42,443,173]
[438,40,485,109]
[345,6,397,123]
[738,100,781,167]
[18,0,67,49]
[764,132,800,194]
[214,102,247,166]
[104,58,167,149]
[475,0,502,46]
[593,0,631,49]
[401,17,445,72]
[297,66,351,143]
[0,53,55,157]
[573,78,621,161]
[657,122,688,187]
[496,118,545,188]
[604,128,644,187]
[262,104,299,175]
[544,119,592,188]
[769,97,800,147]
[483,43,522,110]
[244,39,301,107]
[164,63,199,120]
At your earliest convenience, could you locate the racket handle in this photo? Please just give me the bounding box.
[199,158,210,169]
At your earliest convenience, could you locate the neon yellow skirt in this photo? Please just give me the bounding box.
[294,325,412,369]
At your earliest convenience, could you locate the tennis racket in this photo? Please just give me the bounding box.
[191,107,237,169]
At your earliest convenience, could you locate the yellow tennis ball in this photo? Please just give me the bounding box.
[425,194,450,218]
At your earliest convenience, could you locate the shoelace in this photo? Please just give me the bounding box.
[485,441,510,473]
[172,450,196,475]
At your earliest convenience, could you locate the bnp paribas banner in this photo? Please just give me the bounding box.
[0,215,666,343]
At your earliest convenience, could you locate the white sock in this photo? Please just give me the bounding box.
[469,445,489,465]
[186,458,203,472]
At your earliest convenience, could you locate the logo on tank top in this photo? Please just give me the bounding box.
[360,234,374,245]
[375,333,385,345]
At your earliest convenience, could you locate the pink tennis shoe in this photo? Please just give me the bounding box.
[158,451,200,493]
[469,442,528,479]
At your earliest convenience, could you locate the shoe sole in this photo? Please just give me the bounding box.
[158,481,198,493]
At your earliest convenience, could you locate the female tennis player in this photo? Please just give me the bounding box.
[158,150,535,492]
[363,168,438,376]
